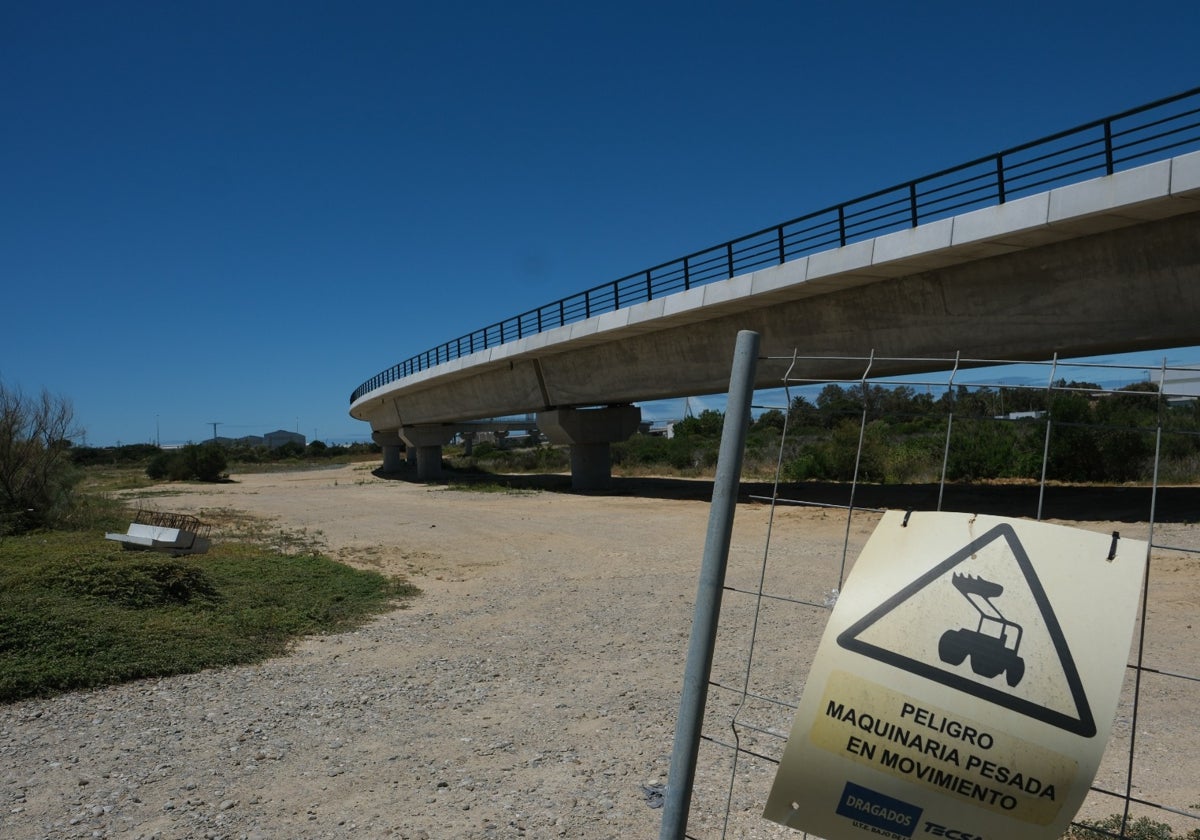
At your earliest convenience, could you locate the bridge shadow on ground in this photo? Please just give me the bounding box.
[373,465,1200,524]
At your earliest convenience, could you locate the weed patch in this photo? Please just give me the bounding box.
[0,530,417,703]
[444,481,539,495]
[1065,814,1200,839]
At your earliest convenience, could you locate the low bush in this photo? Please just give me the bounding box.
[0,381,81,535]
[1064,813,1200,840]
[0,531,416,702]
[144,443,227,482]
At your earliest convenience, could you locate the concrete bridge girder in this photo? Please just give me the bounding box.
[351,152,1200,490]
[359,209,1200,428]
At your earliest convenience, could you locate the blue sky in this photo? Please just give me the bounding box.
[3,2,1199,446]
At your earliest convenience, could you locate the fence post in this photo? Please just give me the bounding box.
[659,329,760,840]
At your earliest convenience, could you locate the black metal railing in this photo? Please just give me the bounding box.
[351,86,1200,404]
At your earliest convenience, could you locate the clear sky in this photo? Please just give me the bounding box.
[3,2,1199,446]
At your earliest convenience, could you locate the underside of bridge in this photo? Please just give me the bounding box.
[352,156,1200,491]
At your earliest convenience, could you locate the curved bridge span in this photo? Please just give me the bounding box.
[351,92,1200,488]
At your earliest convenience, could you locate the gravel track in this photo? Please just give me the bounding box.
[2,464,1195,839]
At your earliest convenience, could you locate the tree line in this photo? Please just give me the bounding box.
[614,380,1200,484]
[5,376,1198,536]
[0,375,381,535]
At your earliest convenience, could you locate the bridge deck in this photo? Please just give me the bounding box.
[352,151,1200,432]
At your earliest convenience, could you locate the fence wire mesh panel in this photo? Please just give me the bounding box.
[675,352,1200,840]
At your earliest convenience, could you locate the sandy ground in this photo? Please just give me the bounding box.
[1,462,1196,839]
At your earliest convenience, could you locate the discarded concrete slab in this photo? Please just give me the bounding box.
[106,510,211,556]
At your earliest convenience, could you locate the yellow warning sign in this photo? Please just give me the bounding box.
[764,511,1146,840]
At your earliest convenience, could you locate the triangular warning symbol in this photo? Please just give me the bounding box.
[836,522,1097,737]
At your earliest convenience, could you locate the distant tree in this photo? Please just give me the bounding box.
[145,443,227,483]
[0,380,82,533]
[753,409,787,432]
[272,441,305,459]
[814,384,863,427]
[145,452,173,480]
[185,443,227,482]
[672,409,724,438]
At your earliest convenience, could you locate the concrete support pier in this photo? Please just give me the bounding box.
[537,405,641,491]
[398,425,455,481]
[371,430,406,473]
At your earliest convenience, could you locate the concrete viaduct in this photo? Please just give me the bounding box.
[351,96,1200,489]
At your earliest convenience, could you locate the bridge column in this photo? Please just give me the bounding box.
[537,405,641,491]
[371,430,406,472]
[399,425,455,481]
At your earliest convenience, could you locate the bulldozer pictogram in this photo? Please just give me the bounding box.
[938,573,1026,688]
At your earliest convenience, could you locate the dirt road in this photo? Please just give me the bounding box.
[0,463,1194,839]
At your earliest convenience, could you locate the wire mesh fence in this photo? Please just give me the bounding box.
[673,351,1200,840]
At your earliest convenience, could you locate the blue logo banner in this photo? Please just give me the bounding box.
[835,781,923,838]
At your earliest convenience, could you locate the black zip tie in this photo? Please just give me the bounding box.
[902,510,912,528]
[1108,531,1120,561]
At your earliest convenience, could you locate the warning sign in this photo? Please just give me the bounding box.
[809,670,1075,825]
[764,511,1146,840]
[837,521,1095,736]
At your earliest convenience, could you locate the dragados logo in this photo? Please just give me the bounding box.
[836,781,924,838]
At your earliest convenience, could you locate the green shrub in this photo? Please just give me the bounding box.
[471,441,498,458]
[187,442,228,481]
[145,451,173,480]
[1064,813,1200,840]
[144,443,227,482]
[0,381,81,534]
[272,441,305,459]
[946,419,1021,480]
[53,559,221,609]
[0,531,416,702]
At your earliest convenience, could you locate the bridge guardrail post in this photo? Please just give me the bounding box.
[1104,119,1115,174]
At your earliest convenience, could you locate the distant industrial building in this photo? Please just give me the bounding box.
[264,429,306,449]
[1156,368,1200,406]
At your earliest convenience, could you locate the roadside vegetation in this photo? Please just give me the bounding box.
[1065,813,1200,840]
[459,381,1200,486]
[0,531,415,703]
[0,380,414,703]
[3,381,1197,835]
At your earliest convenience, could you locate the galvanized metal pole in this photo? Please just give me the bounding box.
[659,329,760,840]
